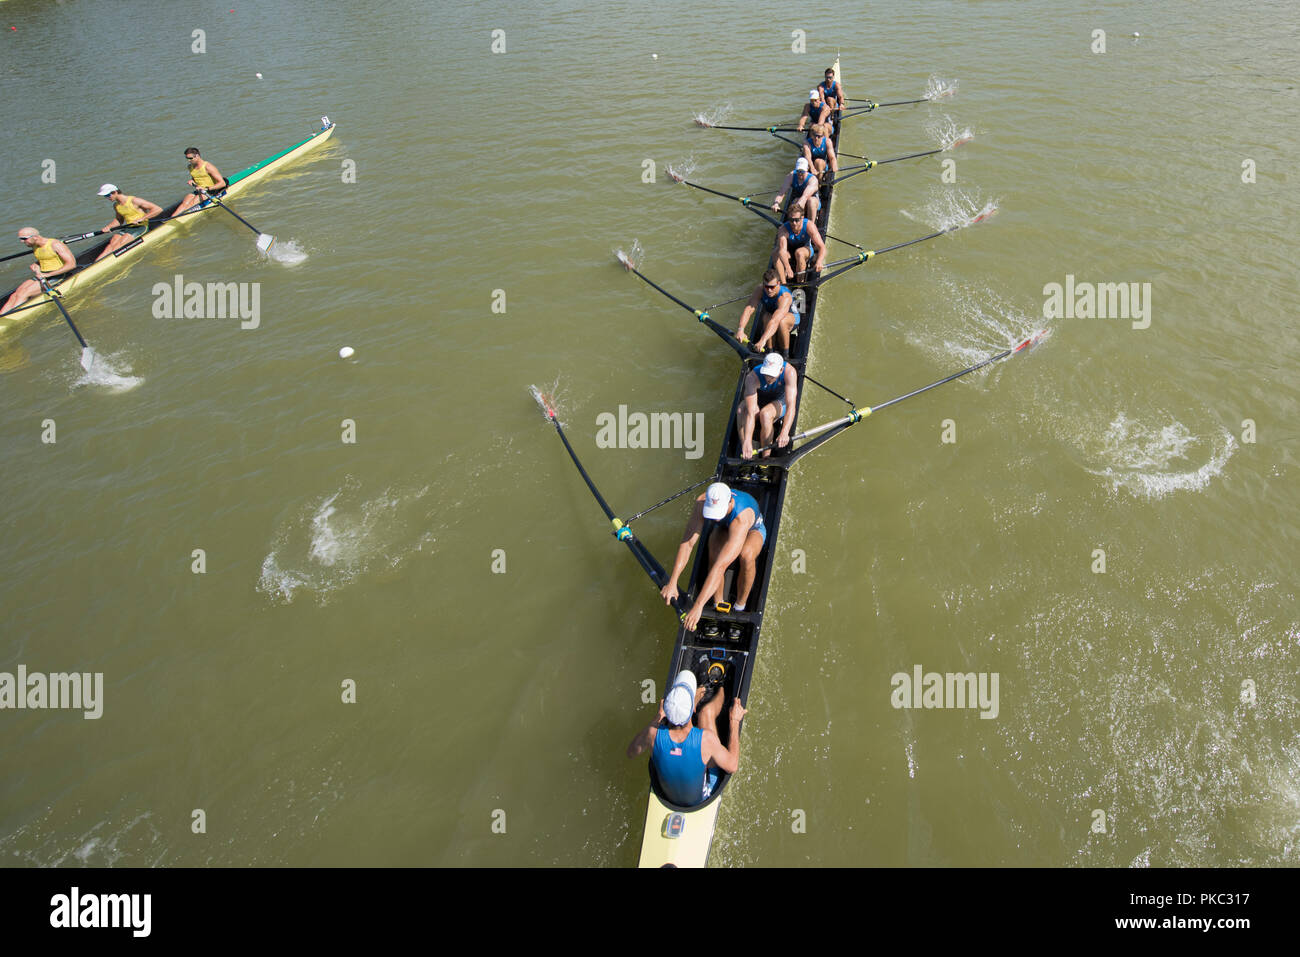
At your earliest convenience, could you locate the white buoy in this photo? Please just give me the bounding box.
[1132,32,1140,37]
[651,53,658,59]
[339,346,354,359]
[255,72,263,79]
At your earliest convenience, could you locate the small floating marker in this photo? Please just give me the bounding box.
[652,53,658,59]
[1132,32,1141,37]
[339,346,355,359]
[255,72,263,79]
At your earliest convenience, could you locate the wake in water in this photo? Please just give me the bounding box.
[902,187,998,231]
[919,279,1051,371]
[257,477,437,604]
[74,351,143,392]
[265,239,308,266]
[1081,412,1235,499]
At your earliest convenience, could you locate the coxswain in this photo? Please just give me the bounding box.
[802,122,839,179]
[736,268,800,355]
[737,352,798,461]
[94,185,162,262]
[0,228,77,316]
[772,201,825,283]
[626,669,746,809]
[771,155,820,221]
[172,147,227,217]
[796,87,830,132]
[660,481,767,631]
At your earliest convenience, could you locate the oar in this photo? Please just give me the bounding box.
[622,475,716,525]
[666,174,783,228]
[694,121,801,132]
[830,145,958,186]
[202,194,275,251]
[743,330,1050,468]
[616,252,755,360]
[843,97,932,111]
[530,385,689,616]
[0,230,107,265]
[37,277,96,371]
[816,208,996,287]
[668,171,862,250]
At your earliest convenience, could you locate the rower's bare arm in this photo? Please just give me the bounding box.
[773,173,793,209]
[662,502,705,602]
[810,224,827,269]
[626,718,659,758]
[207,162,227,188]
[53,242,76,274]
[736,291,760,338]
[827,141,839,174]
[136,197,164,218]
[780,372,798,443]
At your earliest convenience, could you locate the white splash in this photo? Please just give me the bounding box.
[258,479,435,604]
[267,239,308,265]
[927,114,975,150]
[693,103,732,128]
[1085,412,1235,499]
[925,76,958,100]
[903,187,998,231]
[74,352,143,392]
[665,156,699,183]
[614,238,644,271]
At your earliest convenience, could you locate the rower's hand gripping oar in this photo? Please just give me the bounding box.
[37,277,96,371]
[616,252,755,360]
[748,330,1050,467]
[531,386,690,617]
[199,192,276,252]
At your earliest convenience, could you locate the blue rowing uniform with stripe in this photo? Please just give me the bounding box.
[760,284,800,328]
[791,169,814,198]
[805,133,829,160]
[720,489,767,544]
[782,217,811,250]
[820,78,839,102]
[652,724,706,806]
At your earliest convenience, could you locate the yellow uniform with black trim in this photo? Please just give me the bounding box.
[114,196,147,226]
[33,239,63,274]
[189,161,215,188]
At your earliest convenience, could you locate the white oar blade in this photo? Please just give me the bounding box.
[80,347,96,371]
[256,233,275,252]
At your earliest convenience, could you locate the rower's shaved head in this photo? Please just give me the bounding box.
[17,227,38,240]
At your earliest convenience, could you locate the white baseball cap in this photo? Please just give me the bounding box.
[794,156,809,171]
[809,89,820,100]
[759,352,784,379]
[664,670,698,726]
[97,184,118,196]
[702,482,732,521]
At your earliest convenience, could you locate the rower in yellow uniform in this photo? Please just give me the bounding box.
[0,228,77,316]
[94,184,162,262]
[172,147,227,218]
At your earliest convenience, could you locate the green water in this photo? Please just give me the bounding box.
[0,0,1296,866]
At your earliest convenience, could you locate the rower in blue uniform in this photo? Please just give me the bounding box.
[796,87,830,132]
[819,66,845,118]
[773,201,826,283]
[771,155,821,221]
[737,267,800,354]
[738,352,798,461]
[626,669,747,808]
[802,122,839,179]
[660,481,768,632]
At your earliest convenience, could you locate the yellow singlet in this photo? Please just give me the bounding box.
[33,238,63,273]
[189,160,215,188]
[114,197,146,225]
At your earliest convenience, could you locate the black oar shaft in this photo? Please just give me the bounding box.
[623,263,753,360]
[624,476,715,525]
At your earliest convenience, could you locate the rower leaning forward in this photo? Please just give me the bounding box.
[660,480,768,632]
[0,228,77,316]
[94,184,162,261]
[172,147,227,218]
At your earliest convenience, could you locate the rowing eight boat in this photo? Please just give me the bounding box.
[0,119,337,331]
[637,58,846,869]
